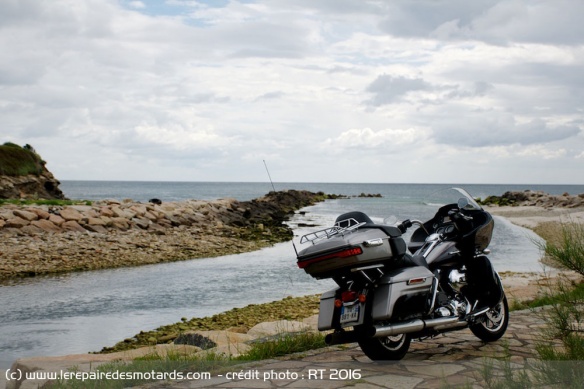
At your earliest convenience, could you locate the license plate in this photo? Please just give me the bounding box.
[340,304,360,324]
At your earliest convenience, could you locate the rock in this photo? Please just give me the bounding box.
[13,209,38,221]
[174,333,217,349]
[247,320,314,338]
[111,217,130,230]
[84,224,108,234]
[61,220,86,233]
[5,217,29,228]
[478,190,584,208]
[59,208,83,222]
[0,190,330,279]
[87,217,106,226]
[48,214,65,226]
[29,208,50,219]
[132,217,151,230]
[31,219,62,233]
[99,206,115,217]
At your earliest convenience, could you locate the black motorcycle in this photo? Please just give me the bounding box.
[295,187,508,360]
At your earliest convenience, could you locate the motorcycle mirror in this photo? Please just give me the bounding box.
[383,215,398,225]
[457,197,469,210]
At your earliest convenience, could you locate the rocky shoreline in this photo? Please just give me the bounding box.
[0,190,329,279]
[478,190,584,208]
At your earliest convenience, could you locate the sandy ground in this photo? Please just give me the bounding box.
[487,205,584,304]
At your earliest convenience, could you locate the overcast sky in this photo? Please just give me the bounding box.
[1,0,583,184]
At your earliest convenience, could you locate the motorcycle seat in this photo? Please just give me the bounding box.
[335,211,402,237]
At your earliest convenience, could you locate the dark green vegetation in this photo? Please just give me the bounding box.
[0,198,91,206]
[0,142,45,176]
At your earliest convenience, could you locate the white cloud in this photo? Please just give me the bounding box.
[323,127,429,153]
[0,0,583,183]
[128,1,146,10]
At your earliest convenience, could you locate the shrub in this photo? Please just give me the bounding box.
[540,221,584,276]
[0,142,45,176]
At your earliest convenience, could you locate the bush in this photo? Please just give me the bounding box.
[0,142,45,176]
[540,221,584,276]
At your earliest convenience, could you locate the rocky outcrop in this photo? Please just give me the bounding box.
[0,190,328,279]
[478,190,584,208]
[0,143,66,200]
[0,171,66,200]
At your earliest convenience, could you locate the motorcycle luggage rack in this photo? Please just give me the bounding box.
[299,218,366,245]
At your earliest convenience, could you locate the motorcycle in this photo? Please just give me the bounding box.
[294,187,508,360]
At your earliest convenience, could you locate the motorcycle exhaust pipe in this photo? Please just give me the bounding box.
[324,330,358,346]
[370,316,467,338]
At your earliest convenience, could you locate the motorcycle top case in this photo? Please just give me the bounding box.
[297,228,395,279]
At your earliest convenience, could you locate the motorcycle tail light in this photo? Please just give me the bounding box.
[341,290,357,302]
[297,246,363,269]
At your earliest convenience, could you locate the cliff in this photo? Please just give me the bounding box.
[0,142,66,200]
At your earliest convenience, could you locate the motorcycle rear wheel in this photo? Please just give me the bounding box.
[357,332,411,361]
[470,294,509,342]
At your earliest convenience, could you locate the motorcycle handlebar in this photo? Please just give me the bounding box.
[398,219,428,235]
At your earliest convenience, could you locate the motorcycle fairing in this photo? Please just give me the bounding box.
[463,255,504,309]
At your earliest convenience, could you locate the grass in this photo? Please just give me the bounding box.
[510,279,584,311]
[0,142,45,176]
[234,331,326,361]
[0,199,92,206]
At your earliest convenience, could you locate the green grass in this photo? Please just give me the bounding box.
[510,281,584,311]
[0,142,45,176]
[234,331,326,361]
[0,199,92,206]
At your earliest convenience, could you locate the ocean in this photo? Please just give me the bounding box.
[60,180,584,203]
[1,181,582,369]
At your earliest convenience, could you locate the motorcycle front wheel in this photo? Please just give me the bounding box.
[470,294,509,342]
[357,331,411,361]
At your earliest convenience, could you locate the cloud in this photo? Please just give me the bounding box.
[431,116,581,148]
[365,75,431,106]
[379,0,584,45]
[0,0,583,183]
[323,127,430,154]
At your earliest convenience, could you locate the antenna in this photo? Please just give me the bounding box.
[263,160,276,192]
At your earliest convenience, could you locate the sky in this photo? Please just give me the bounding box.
[1,0,583,184]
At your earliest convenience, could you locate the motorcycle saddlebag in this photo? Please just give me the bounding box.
[297,228,395,279]
[371,266,434,321]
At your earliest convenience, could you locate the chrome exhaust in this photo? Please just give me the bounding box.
[370,316,467,338]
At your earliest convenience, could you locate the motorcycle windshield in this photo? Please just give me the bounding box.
[423,187,483,211]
